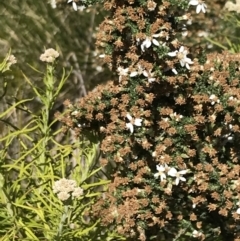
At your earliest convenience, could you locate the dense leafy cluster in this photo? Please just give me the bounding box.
[60,0,240,240]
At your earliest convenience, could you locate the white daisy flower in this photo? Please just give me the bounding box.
[168,167,188,185]
[126,113,142,133]
[117,66,129,82]
[143,69,156,83]
[168,46,193,70]
[140,34,160,52]
[129,64,144,77]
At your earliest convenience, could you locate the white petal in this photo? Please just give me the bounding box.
[152,33,161,38]
[175,178,180,185]
[189,0,199,6]
[148,77,156,83]
[160,173,167,182]
[118,67,129,75]
[134,118,142,126]
[237,208,240,214]
[141,38,151,51]
[180,60,185,67]
[168,51,177,57]
[186,57,194,64]
[141,43,145,52]
[185,63,190,69]
[172,68,178,75]
[154,173,160,178]
[168,167,177,177]
[143,70,149,77]
[126,113,132,121]
[126,123,134,133]
[72,2,78,11]
[145,38,152,48]
[156,165,165,172]
[179,46,185,52]
[196,4,202,13]
[179,169,188,175]
[67,0,72,2]
[187,63,193,70]
[130,71,138,77]
[152,39,160,46]
[180,176,186,182]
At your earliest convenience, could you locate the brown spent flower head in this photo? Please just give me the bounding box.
[147,0,157,11]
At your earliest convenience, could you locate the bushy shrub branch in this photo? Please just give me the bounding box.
[61,0,240,240]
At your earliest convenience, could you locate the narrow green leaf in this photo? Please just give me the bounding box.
[18,219,39,240]
[0,98,33,119]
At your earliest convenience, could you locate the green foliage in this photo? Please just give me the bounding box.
[205,11,240,53]
[0,53,117,240]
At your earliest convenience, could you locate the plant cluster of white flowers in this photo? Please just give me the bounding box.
[40,48,59,63]
[165,0,207,74]
[112,0,208,83]
[154,164,188,185]
[53,178,84,201]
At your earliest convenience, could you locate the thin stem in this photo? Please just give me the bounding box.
[57,205,69,237]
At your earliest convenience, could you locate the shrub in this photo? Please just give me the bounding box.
[61,0,240,240]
